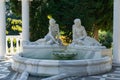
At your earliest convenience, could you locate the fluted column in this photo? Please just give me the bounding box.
[0,0,6,59]
[22,0,30,42]
[113,0,120,64]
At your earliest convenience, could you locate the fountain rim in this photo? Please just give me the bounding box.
[13,54,111,66]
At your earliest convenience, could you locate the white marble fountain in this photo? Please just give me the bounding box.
[12,18,112,79]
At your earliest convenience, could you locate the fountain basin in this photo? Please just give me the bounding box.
[12,53,112,76]
[22,45,105,59]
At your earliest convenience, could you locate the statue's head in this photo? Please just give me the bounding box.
[74,18,81,26]
[49,18,56,25]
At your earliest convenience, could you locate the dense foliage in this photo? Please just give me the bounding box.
[6,1,22,35]
[10,0,113,47]
[99,31,112,48]
[6,18,22,35]
[29,0,113,41]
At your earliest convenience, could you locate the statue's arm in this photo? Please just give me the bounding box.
[48,26,51,33]
[79,26,87,40]
[49,33,59,44]
[72,25,76,41]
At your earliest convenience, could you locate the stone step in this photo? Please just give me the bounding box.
[11,72,19,80]
[115,68,120,71]
[107,73,120,78]
[28,76,42,80]
[113,63,120,67]
[113,71,120,74]
[17,71,29,80]
[62,76,79,80]
[80,77,100,80]
[2,71,19,80]
[16,73,22,80]
[104,77,120,80]
[91,75,120,80]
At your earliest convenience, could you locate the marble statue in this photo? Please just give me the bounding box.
[70,18,101,46]
[36,18,62,45]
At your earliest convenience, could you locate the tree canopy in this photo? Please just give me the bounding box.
[29,0,113,41]
[6,1,22,35]
[10,0,113,42]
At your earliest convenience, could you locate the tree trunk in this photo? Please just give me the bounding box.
[93,25,99,40]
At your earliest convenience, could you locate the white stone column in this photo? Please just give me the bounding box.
[113,0,120,64]
[16,37,19,53]
[0,0,6,59]
[6,38,9,55]
[10,38,14,55]
[22,0,30,42]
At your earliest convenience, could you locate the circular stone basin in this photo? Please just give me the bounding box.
[12,53,112,76]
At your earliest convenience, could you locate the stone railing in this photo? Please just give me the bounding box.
[6,35,22,56]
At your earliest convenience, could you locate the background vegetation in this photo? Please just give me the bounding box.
[8,0,113,48]
[6,1,22,35]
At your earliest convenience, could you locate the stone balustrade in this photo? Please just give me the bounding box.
[6,35,22,56]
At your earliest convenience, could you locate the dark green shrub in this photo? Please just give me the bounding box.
[99,31,112,48]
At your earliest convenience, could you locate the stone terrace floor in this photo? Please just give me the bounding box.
[0,56,120,80]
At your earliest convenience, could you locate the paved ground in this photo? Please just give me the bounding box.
[0,58,120,80]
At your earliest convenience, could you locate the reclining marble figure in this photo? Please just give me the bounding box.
[35,18,62,45]
[70,18,101,46]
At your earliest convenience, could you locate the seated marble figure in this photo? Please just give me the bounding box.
[35,18,62,45]
[70,18,101,46]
